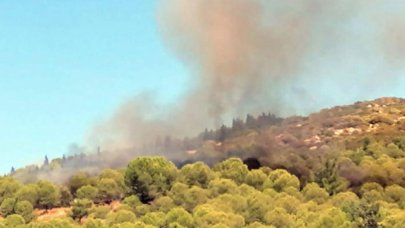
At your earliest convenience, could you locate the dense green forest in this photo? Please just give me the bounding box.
[2,97,405,227]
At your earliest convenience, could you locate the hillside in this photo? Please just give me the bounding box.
[10,97,405,185]
[179,97,405,185]
[2,97,405,227]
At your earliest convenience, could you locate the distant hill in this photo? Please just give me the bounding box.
[10,97,405,187]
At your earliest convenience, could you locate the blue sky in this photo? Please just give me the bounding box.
[0,1,188,173]
[1,1,405,174]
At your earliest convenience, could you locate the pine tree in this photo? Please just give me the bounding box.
[203,128,210,141]
[232,118,244,132]
[97,146,101,157]
[315,158,347,195]
[10,166,15,174]
[44,155,49,166]
[357,201,379,228]
[246,114,256,129]
[218,125,228,142]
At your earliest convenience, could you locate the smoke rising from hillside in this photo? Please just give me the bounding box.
[90,0,311,151]
[11,1,405,184]
[158,0,310,118]
[88,0,405,156]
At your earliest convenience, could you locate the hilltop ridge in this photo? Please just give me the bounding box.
[10,97,405,187]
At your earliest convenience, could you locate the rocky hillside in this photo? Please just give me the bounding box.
[184,97,405,186]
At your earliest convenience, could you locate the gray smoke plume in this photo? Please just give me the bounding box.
[87,0,405,159]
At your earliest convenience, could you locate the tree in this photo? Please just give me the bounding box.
[76,185,99,201]
[60,186,73,207]
[3,214,25,227]
[380,210,405,228]
[245,192,273,223]
[168,182,188,205]
[122,195,142,212]
[151,196,175,213]
[15,184,39,206]
[31,218,77,228]
[111,221,154,228]
[67,172,92,195]
[169,184,209,211]
[10,167,15,175]
[83,218,108,228]
[310,207,352,228]
[14,200,34,223]
[106,210,137,226]
[36,180,61,209]
[208,178,239,197]
[385,143,405,158]
[384,185,405,208]
[217,125,229,142]
[265,169,300,192]
[165,207,194,227]
[264,207,296,228]
[141,211,166,227]
[246,114,256,129]
[245,169,267,190]
[208,193,247,216]
[124,156,177,202]
[202,128,211,141]
[302,183,329,204]
[134,204,151,217]
[361,182,384,193]
[246,222,269,228]
[178,162,215,188]
[274,194,301,214]
[70,198,92,221]
[330,192,360,222]
[0,177,21,203]
[232,118,245,132]
[97,178,122,203]
[393,137,405,150]
[43,155,49,166]
[213,158,249,184]
[356,200,380,228]
[315,159,348,195]
[0,197,16,216]
[88,206,110,220]
[193,204,245,228]
[98,169,126,192]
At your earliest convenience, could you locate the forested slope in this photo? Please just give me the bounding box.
[1,97,405,227]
